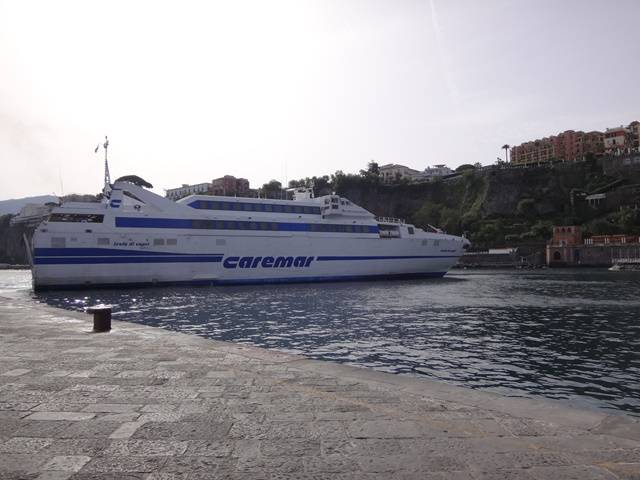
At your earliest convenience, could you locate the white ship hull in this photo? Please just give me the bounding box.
[29,180,468,290]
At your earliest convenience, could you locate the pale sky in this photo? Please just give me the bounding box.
[1,0,639,200]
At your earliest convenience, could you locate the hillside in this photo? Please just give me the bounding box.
[330,157,640,248]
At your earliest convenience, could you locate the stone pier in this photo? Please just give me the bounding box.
[0,295,638,479]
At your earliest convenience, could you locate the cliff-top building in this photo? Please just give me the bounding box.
[165,175,250,201]
[379,164,421,182]
[510,130,604,166]
[510,120,639,167]
[165,182,211,201]
[379,163,453,183]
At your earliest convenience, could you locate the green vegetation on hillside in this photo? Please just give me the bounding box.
[289,159,640,248]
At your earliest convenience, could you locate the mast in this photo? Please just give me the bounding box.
[95,135,111,198]
[103,136,111,189]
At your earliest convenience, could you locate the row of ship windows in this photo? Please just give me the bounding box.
[49,213,104,223]
[51,237,180,248]
[190,200,322,215]
[189,220,373,233]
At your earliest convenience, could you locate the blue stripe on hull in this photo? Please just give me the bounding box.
[34,248,224,257]
[33,271,448,291]
[33,251,459,265]
[316,255,459,260]
[34,256,223,265]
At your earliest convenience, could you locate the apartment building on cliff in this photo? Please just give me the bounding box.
[510,120,639,167]
[510,130,604,166]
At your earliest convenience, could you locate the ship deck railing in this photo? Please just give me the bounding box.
[376,216,404,225]
[612,257,640,264]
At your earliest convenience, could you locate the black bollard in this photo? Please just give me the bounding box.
[87,305,112,332]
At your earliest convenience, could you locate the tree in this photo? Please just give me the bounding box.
[455,164,476,173]
[359,161,380,178]
[261,180,283,199]
[412,202,442,228]
[502,144,510,163]
[516,198,537,219]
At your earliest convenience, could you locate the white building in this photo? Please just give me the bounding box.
[379,163,453,183]
[420,164,453,180]
[604,126,630,154]
[379,164,421,183]
[165,183,211,201]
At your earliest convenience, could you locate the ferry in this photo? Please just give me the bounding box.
[25,150,469,290]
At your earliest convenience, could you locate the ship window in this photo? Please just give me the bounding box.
[331,205,338,209]
[167,238,177,246]
[271,223,278,231]
[303,207,311,214]
[49,213,104,223]
[211,201,220,209]
[346,225,354,232]
[434,240,440,246]
[98,237,110,246]
[408,227,415,235]
[192,220,213,229]
[233,203,242,211]
[51,237,66,248]
[226,221,236,230]
[249,222,258,230]
[264,204,272,212]
[243,203,252,211]
[284,205,293,213]
[260,222,269,230]
[294,206,303,214]
[273,205,283,213]
[422,239,429,246]
[153,238,165,246]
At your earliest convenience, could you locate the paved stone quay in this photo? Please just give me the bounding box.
[1,295,639,480]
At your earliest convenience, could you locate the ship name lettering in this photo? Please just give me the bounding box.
[223,256,314,269]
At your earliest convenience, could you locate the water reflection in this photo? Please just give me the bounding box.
[3,269,638,416]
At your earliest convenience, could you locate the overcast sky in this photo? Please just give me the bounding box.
[1,0,639,200]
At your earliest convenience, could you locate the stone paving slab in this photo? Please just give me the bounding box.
[0,294,639,479]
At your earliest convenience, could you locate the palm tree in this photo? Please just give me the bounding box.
[502,144,510,163]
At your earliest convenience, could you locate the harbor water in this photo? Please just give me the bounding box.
[1,268,639,416]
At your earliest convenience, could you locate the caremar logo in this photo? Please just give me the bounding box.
[223,256,314,269]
